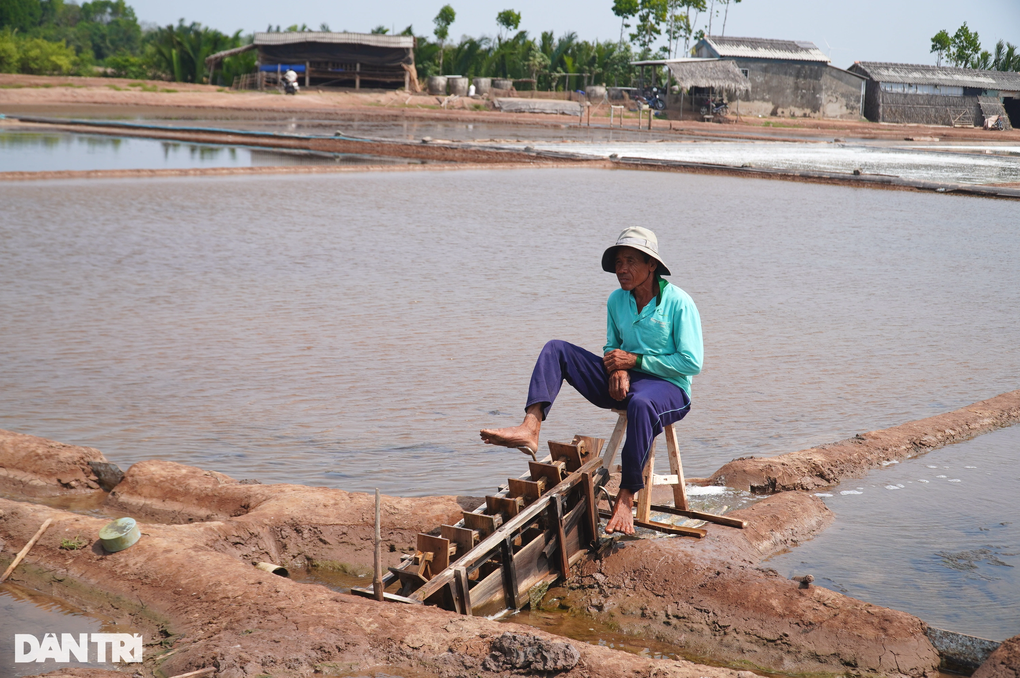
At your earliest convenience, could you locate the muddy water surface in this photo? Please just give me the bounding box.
[1,169,1018,496]
[0,128,419,172]
[767,424,1020,641]
[0,583,118,674]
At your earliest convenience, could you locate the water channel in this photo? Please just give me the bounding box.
[0,128,420,172]
[1,166,1018,642]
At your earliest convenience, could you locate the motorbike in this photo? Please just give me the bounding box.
[636,86,666,111]
[700,99,729,116]
[282,70,300,95]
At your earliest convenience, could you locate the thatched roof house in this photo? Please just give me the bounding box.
[664,58,751,93]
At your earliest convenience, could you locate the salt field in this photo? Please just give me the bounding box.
[524,139,1020,185]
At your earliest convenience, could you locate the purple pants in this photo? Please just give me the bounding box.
[526,340,691,492]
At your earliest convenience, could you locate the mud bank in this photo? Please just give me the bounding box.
[710,390,1020,493]
[1,427,946,678]
[568,493,938,677]
[7,116,1020,200]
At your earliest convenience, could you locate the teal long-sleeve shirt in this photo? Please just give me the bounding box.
[603,280,703,397]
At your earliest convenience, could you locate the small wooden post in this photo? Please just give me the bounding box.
[305,61,310,88]
[373,489,383,601]
[1,518,52,584]
[356,62,361,90]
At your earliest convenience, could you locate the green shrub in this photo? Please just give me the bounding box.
[18,36,77,74]
[0,31,18,73]
[104,51,148,79]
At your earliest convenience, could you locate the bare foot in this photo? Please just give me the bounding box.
[479,423,539,455]
[480,407,541,455]
[605,488,636,535]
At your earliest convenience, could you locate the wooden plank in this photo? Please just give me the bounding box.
[636,440,655,524]
[664,424,690,511]
[417,534,450,576]
[454,567,472,616]
[601,410,627,469]
[649,504,747,529]
[551,495,571,579]
[462,511,502,537]
[500,536,522,610]
[441,525,477,560]
[350,587,424,604]
[410,457,602,602]
[598,509,707,538]
[581,470,600,544]
[652,474,680,485]
[513,531,555,594]
[486,495,524,518]
[507,477,546,504]
[469,569,505,616]
[572,435,605,460]
[548,441,583,472]
[388,567,428,595]
[529,460,563,489]
[558,499,586,566]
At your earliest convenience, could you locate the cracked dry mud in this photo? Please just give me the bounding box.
[2,389,1019,678]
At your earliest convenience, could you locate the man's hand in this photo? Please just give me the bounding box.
[603,349,638,373]
[609,369,630,401]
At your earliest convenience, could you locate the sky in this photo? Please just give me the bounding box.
[127,0,1020,70]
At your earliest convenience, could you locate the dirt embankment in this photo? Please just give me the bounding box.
[710,390,1020,493]
[4,72,1020,143]
[0,427,938,678]
[5,387,1020,678]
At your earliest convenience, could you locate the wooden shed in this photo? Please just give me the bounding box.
[207,31,418,91]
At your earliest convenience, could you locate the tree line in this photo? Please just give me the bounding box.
[930,23,1019,72]
[0,0,253,83]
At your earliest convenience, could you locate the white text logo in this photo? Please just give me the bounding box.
[14,633,143,663]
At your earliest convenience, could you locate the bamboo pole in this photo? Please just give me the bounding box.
[168,668,216,678]
[373,488,383,601]
[1,518,53,584]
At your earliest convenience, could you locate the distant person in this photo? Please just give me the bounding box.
[480,227,703,535]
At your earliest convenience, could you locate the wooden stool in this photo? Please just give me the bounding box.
[601,410,745,536]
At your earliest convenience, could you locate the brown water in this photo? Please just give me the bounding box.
[8,167,1018,668]
[1,168,1018,497]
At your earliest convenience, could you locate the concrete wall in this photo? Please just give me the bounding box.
[821,67,865,119]
[724,59,863,119]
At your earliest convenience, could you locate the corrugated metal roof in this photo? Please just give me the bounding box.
[852,62,1020,91]
[253,32,414,49]
[698,36,829,62]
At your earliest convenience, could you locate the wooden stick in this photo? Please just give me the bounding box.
[167,668,216,678]
[0,518,52,584]
[373,488,383,601]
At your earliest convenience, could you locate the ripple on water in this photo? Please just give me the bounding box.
[767,425,1020,640]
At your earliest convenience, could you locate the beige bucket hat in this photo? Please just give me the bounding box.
[601,226,672,276]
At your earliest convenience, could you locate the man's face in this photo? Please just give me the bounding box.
[614,247,657,291]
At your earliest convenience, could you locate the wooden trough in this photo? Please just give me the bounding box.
[352,435,609,616]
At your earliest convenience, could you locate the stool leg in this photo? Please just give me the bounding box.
[664,424,689,511]
[601,411,627,471]
[636,440,655,523]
